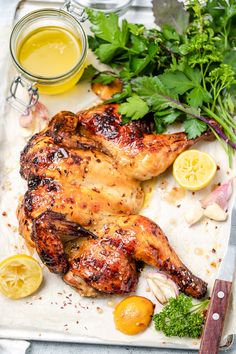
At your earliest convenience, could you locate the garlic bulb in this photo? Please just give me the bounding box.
[146,272,179,305]
[203,203,227,221]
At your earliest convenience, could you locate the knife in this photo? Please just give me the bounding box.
[199,201,236,354]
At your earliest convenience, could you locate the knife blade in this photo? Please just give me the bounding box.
[218,203,236,281]
[151,0,189,32]
[199,199,236,354]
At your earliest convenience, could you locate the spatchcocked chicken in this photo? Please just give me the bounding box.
[18,104,208,298]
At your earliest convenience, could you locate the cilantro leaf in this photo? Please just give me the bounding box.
[160,71,196,95]
[88,35,105,51]
[87,10,129,63]
[106,83,132,103]
[128,23,145,36]
[162,109,181,125]
[160,66,211,107]
[95,43,121,63]
[154,115,166,134]
[80,65,98,81]
[184,118,207,139]
[115,19,129,47]
[130,34,147,54]
[118,95,149,120]
[92,72,117,85]
[86,9,119,43]
[133,76,176,111]
[184,66,201,86]
[186,86,212,107]
[153,110,181,133]
[153,294,209,338]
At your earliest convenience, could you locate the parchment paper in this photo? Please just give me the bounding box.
[0,0,235,350]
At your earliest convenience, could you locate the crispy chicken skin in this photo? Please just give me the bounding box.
[18,105,208,298]
[77,104,208,180]
[32,211,207,298]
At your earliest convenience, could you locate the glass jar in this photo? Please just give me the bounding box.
[74,0,134,14]
[9,7,88,96]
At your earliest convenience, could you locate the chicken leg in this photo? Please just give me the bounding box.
[32,211,207,299]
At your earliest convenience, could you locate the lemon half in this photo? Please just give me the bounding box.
[0,254,43,299]
[173,150,217,191]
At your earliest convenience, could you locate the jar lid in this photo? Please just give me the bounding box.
[73,0,134,14]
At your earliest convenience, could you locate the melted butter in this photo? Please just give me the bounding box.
[194,247,204,256]
[142,177,157,208]
[164,186,186,205]
[18,26,82,78]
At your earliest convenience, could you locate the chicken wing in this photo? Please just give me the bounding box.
[77,104,210,180]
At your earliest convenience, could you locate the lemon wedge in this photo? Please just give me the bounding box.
[173,150,217,191]
[0,254,43,299]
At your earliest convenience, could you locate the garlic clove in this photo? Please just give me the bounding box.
[146,272,179,305]
[19,101,50,132]
[19,110,33,128]
[203,203,227,221]
[147,278,167,304]
[201,179,233,211]
[185,202,204,226]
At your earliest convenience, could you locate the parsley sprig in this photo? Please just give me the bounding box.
[153,293,209,338]
[86,0,236,165]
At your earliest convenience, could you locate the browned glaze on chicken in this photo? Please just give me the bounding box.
[19,111,144,246]
[18,105,209,298]
[32,211,207,298]
[77,104,210,180]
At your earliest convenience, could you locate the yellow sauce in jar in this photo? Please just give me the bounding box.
[17,26,86,94]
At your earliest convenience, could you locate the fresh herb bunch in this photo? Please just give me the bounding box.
[86,0,236,165]
[153,293,209,338]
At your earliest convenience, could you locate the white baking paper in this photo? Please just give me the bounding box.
[0,0,235,351]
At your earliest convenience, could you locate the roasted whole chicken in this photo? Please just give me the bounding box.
[18,104,208,298]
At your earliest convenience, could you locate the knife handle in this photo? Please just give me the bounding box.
[199,279,232,354]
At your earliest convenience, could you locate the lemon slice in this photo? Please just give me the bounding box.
[173,150,217,191]
[0,254,43,299]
